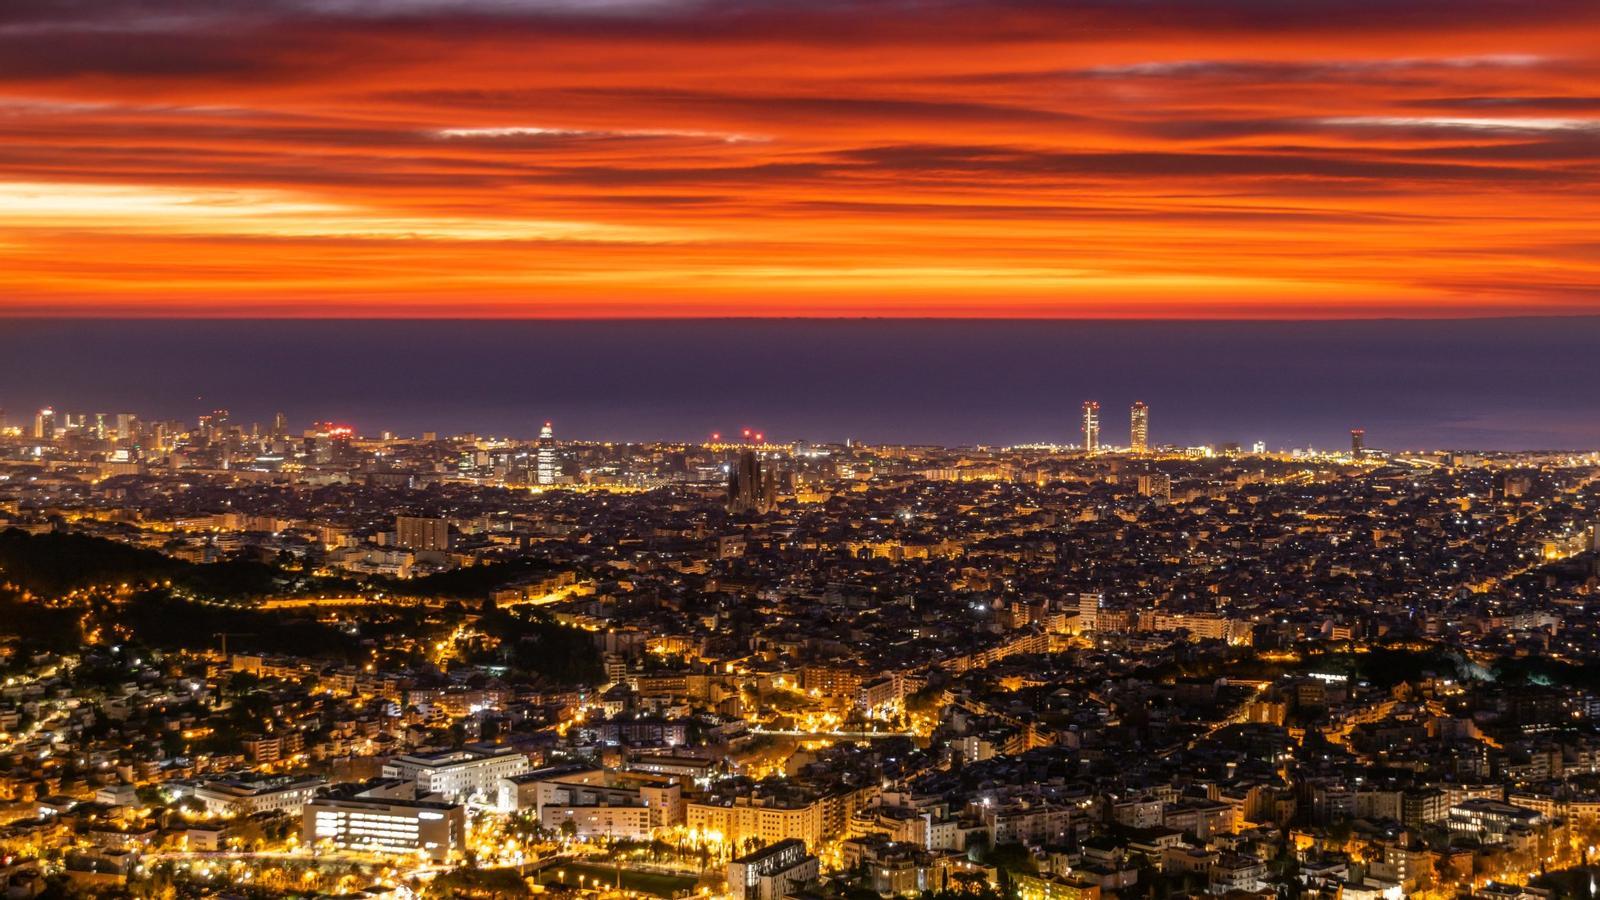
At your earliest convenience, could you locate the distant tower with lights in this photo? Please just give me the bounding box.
[1082,401,1100,455]
[1130,402,1149,454]
[536,421,558,485]
[32,407,55,440]
[1350,428,1365,458]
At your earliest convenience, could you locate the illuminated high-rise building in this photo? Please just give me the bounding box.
[536,421,558,486]
[1076,592,1104,634]
[1350,429,1365,457]
[307,421,354,465]
[1081,401,1100,454]
[33,407,55,440]
[1130,402,1149,454]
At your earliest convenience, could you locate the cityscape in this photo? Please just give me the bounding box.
[2,404,1600,900]
[2,0,1599,898]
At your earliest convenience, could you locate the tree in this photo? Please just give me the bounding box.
[980,842,1036,893]
[423,867,533,899]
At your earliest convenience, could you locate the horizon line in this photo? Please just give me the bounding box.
[7,313,1600,324]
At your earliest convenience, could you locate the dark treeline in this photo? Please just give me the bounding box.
[0,528,350,599]
[1494,655,1600,691]
[0,593,84,650]
[113,591,364,661]
[471,608,606,684]
[1,529,606,684]
[0,528,179,594]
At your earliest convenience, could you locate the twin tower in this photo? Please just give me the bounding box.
[1082,401,1148,454]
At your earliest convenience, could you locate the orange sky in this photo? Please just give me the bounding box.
[0,0,1597,317]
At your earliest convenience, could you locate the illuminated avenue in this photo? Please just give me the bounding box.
[2,408,1600,900]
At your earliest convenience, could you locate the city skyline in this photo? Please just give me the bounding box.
[0,392,1573,458]
[0,0,1596,317]
[5,400,1319,459]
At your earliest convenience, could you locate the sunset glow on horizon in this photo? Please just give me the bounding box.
[1,0,1598,318]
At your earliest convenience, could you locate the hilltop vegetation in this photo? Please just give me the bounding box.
[0,527,348,600]
[0,528,178,594]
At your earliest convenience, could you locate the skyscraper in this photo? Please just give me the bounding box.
[1077,592,1104,634]
[33,407,55,440]
[536,421,558,486]
[1130,401,1149,454]
[1081,401,1100,455]
[1350,429,1365,457]
[727,450,778,515]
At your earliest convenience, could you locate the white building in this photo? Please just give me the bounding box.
[1448,799,1544,844]
[500,765,685,836]
[688,795,825,849]
[382,748,529,805]
[192,776,327,817]
[303,786,465,862]
[727,839,819,900]
[1208,854,1266,894]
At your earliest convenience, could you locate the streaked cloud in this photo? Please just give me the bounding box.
[435,125,766,143]
[1322,115,1600,132]
[301,0,691,14]
[0,182,689,242]
[1084,54,1550,78]
[0,0,1598,316]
